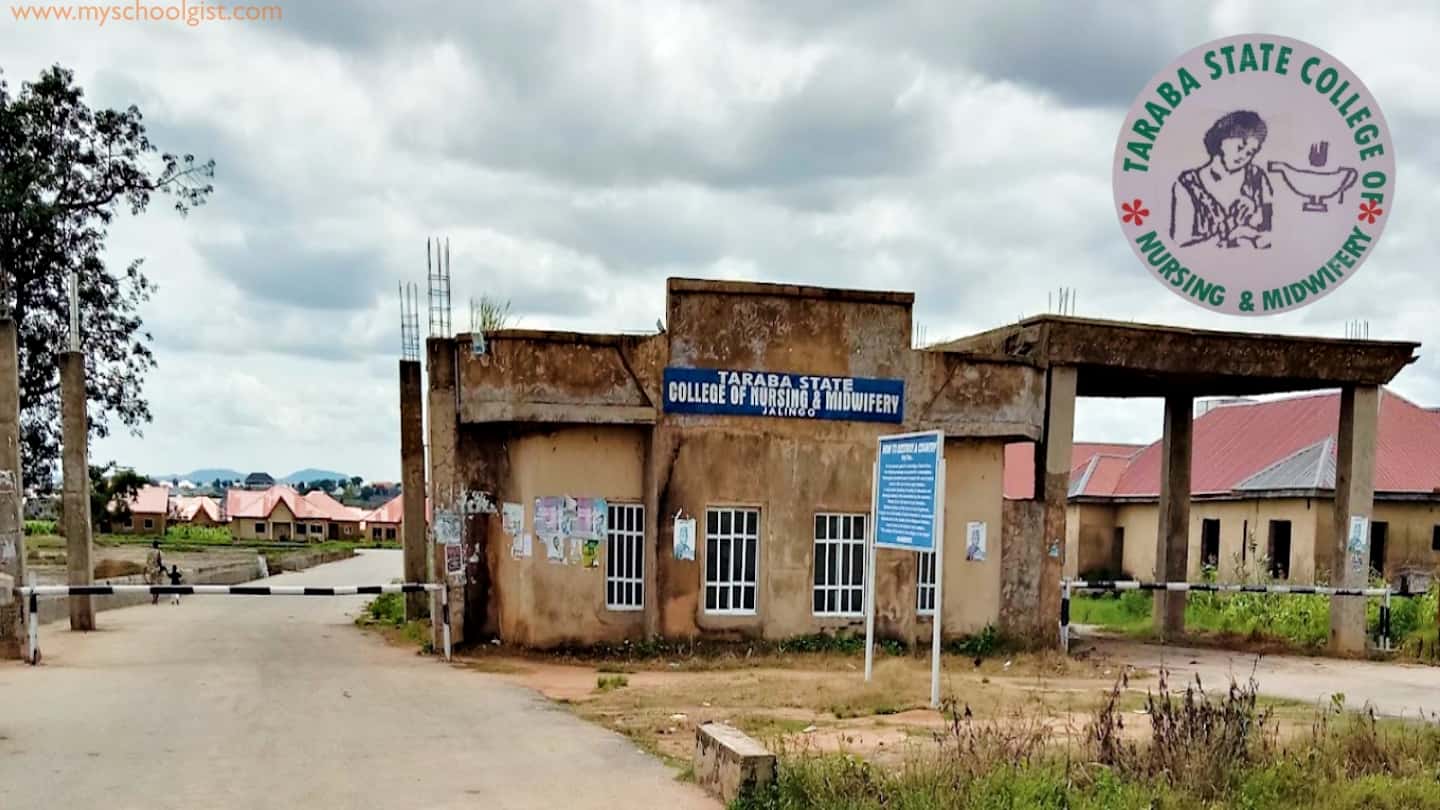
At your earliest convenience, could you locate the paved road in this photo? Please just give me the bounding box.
[1082,634,1440,720]
[0,550,714,809]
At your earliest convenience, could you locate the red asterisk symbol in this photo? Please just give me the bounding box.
[1358,201,1383,224]
[1121,198,1150,226]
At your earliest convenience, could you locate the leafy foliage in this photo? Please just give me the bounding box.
[164,523,231,543]
[87,462,149,532]
[22,518,56,535]
[0,65,214,487]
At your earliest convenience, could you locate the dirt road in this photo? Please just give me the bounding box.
[1083,635,1440,720]
[0,550,714,809]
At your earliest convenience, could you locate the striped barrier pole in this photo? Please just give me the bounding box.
[1059,579,1071,654]
[26,571,39,666]
[441,582,452,662]
[1381,589,1392,653]
[14,583,445,666]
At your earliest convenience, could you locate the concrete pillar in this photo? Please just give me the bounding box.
[426,338,464,647]
[1153,394,1192,639]
[641,425,661,638]
[1330,385,1378,655]
[61,352,95,630]
[399,360,428,620]
[1036,366,1075,641]
[0,319,26,658]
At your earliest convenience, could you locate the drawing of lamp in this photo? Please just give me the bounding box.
[1267,160,1358,213]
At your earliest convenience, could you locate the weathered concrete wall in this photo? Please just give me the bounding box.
[399,359,428,618]
[1108,497,1323,583]
[1067,503,1118,579]
[445,279,1047,647]
[1000,499,1043,635]
[489,426,647,647]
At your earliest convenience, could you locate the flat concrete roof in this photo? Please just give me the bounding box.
[667,277,915,306]
[933,315,1419,398]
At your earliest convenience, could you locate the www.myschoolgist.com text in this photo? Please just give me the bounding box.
[9,0,281,27]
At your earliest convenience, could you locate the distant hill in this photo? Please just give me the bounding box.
[155,468,244,483]
[281,468,351,485]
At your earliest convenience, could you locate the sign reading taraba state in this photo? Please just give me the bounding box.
[875,431,941,552]
[1114,35,1394,315]
[663,367,903,423]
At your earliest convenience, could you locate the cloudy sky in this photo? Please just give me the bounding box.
[3,0,1438,480]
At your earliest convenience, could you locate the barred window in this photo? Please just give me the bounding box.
[705,507,759,614]
[813,513,866,616]
[606,503,644,610]
[917,551,937,615]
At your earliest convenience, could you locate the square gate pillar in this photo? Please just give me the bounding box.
[1330,385,1378,655]
[1153,394,1193,640]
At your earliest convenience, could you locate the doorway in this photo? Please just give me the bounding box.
[1267,520,1292,579]
[1369,521,1388,579]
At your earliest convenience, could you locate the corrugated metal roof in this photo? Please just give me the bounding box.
[1004,442,1145,500]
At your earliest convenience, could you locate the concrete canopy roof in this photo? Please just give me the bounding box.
[933,316,1419,398]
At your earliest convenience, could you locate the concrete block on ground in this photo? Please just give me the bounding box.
[694,722,775,804]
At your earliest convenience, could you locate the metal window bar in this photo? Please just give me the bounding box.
[917,550,937,615]
[704,507,759,615]
[605,503,644,611]
[813,513,866,617]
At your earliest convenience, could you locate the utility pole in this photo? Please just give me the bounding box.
[61,269,95,630]
[0,254,27,656]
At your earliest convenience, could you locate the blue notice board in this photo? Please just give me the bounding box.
[875,431,942,551]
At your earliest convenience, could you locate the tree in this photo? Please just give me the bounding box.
[0,66,214,488]
[88,462,148,533]
[349,475,362,489]
[316,478,336,494]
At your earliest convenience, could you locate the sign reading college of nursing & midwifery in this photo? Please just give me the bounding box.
[1113,35,1394,316]
[874,431,941,552]
[662,367,903,423]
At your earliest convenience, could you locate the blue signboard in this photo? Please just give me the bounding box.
[875,431,942,551]
[662,367,903,423]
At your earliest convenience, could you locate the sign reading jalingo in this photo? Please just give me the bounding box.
[1114,34,1394,316]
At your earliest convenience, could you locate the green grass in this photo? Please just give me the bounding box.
[23,519,56,536]
[1071,588,1439,657]
[595,674,629,692]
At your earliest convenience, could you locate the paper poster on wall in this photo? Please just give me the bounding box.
[561,496,578,536]
[566,536,585,566]
[535,497,563,536]
[573,498,608,540]
[510,531,533,559]
[966,521,987,562]
[581,538,600,569]
[1347,515,1370,574]
[673,517,696,561]
[445,544,465,579]
[432,509,462,546]
[543,534,564,563]
[502,502,524,536]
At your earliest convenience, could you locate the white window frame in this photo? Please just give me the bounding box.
[606,503,645,611]
[812,513,867,617]
[704,507,759,615]
[917,550,937,616]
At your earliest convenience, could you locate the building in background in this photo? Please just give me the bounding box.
[224,485,365,542]
[173,495,221,526]
[119,484,172,535]
[1032,390,1440,589]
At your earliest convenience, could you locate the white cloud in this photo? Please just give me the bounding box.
[3,0,1437,477]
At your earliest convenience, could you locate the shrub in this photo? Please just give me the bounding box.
[164,524,233,544]
[23,519,57,536]
[595,674,628,691]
